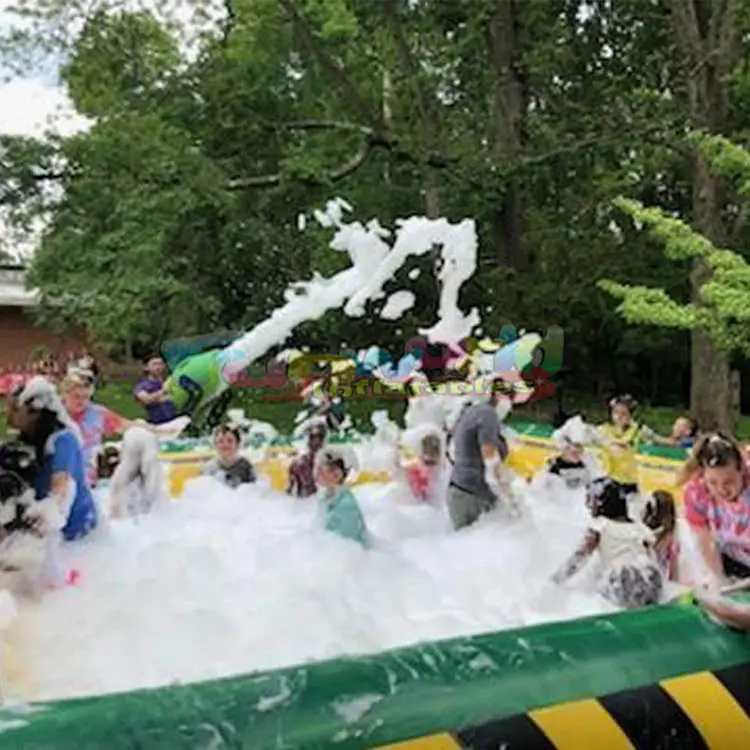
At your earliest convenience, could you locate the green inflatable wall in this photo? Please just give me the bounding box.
[1,600,749,749]
[3,420,727,748]
[158,417,693,463]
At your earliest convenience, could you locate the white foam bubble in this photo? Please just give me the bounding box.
[16,462,613,702]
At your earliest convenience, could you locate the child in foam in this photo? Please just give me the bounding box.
[597,395,646,496]
[395,431,445,504]
[642,490,679,582]
[287,422,328,498]
[7,378,97,544]
[7,378,96,590]
[648,416,699,449]
[679,433,750,586]
[315,447,368,546]
[99,426,165,518]
[202,425,256,489]
[543,416,599,490]
[552,477,663,608]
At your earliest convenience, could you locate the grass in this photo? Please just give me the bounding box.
[2,378,750,440]
[0,379,408,437]
[0,382,145,438]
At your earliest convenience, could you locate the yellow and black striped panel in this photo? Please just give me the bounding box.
[377,664,750,749]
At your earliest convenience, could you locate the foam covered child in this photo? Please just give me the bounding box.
[102,426,165,518]
[642,490,679,582]
[203,425,256,489]
[315,448,368,546]
[552,477,663,608]
[395,431,445,504]
[287,422,327,498]
[544,416,597,490]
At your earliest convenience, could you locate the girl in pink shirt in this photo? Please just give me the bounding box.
[398,432,444,504]
[681,433,750,585]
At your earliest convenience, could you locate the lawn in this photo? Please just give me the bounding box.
[2,378,750,441]
[0,378,407,437]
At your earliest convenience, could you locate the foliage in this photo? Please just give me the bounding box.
[1,0,748,412]
[601,136,750,357]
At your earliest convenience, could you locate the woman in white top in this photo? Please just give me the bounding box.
[552,477,663,608]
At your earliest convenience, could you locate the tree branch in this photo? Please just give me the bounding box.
[710,0,730,48]
[221,0,237,46]
[716,0,742,74]
[227,139,376,189]
[226,125,456,190]
[380,0,436,143]
[271,120,374,136]
[668,0,704,58]
[327,140,374,181]
[0,168,68,183]
[278,0,376,126]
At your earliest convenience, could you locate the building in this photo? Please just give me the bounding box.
[0,264,89,371]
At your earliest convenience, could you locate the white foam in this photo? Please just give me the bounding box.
[0,591,18,632]
[380,291,415,320]
[15,467,613,703]
[219,204,482,384]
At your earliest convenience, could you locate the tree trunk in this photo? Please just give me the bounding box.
[670,0,740,432]
[689,151,735,430]
[690,331,732,431]
[382,67,392,184]
[424,175,440,219]
[488,0,526,269]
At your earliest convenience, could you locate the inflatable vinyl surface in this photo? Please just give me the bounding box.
[160,419,688,497]
[1,599,749,749]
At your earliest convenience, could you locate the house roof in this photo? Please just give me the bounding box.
[0,265,38,307]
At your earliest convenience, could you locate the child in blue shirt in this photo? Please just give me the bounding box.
[314,448,368,546]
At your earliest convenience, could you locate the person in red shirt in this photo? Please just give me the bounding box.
[287,422,328,498]
[398,432,444,504]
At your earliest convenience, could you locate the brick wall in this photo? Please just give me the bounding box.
[0,306,90,371]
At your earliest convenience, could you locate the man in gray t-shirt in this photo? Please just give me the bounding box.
[448,394,510,530]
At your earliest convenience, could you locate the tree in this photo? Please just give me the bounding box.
[663,0,745,430]
[0,0,721,413]
[601,135,750,431]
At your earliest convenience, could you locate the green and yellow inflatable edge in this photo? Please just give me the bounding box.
[1,421,735,748]
[1,598,749,748]
[161,419,689,497]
